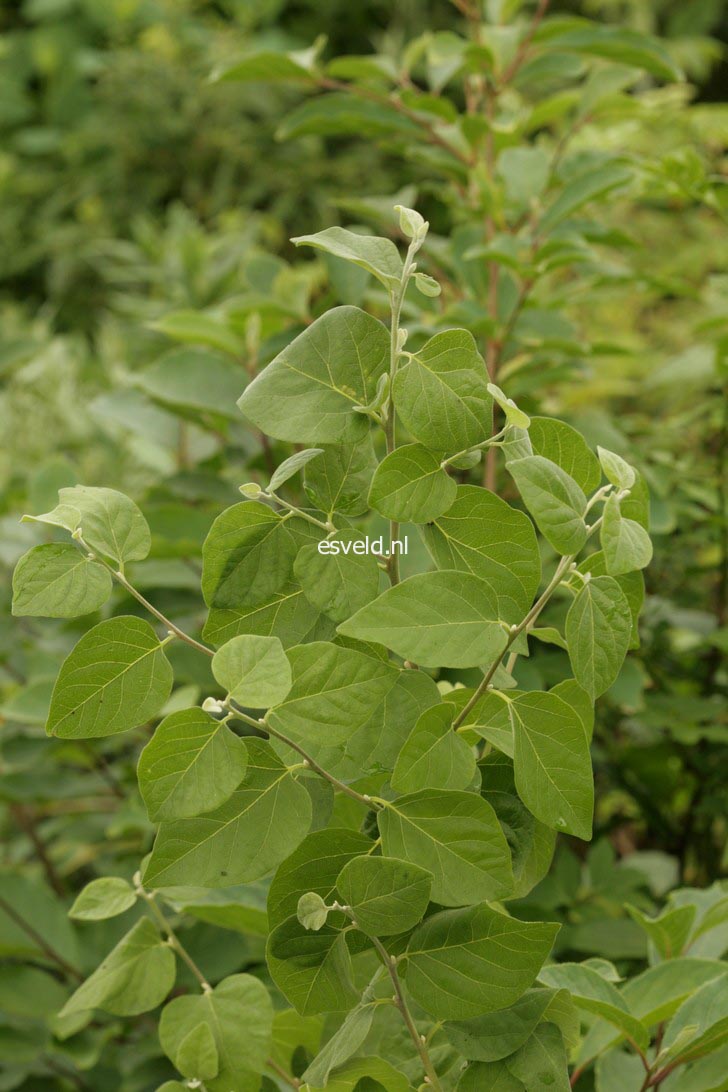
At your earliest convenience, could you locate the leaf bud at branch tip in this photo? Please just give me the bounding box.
[202,696,225,714]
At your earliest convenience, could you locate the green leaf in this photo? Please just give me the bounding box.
[278,93,420,141]
[201,500,316,609]
[540,163,633,231]
[405,904,559,1019]
[488,383,531,429]
[46,616,173,739]
[269,449,324,492]
[238,306,389,443]
[59,919,176,1018]
[414,271,441,297]
[136,348,243,419]
[508,456,587,554]
[267,919,359,1015]
[301,1001,377,1087]
[24,485,151,565]
[497,146,550,207]
[378,789,513,906]
[143,739,311,887]
[336,855,432,936]
[626,904,696,961]
[597,446,636,489]
[391,703,476,793]
[576,551,643,650]
[421,485,541,617]
[509,690,594,840]
[304,438,379,517]
[212,634,292,707]
[69,877,137,922]
[293,226,403,288]
[297,892,330,932]
[160,974,273,1092]
[528,417,602,495]
[539,962,649,1049]
[12,543,112,618]
[267,642,398,745]
[138,709,249,822]
[482,784,557,900]
[445,988,565,1062]
[203,584,333,650]
[369,443,457,523]
[176,1023,219,1081]
[307,1056,413,1092]
[294,532,381,623]
[150,309,245,357]
[458,1061,524,1090]
[505,1023,569,1091]
[392,329,493,452]
[540,23,683,82]
[566,575,632,699]
[550,679,594,741]
[268,828,373,930]
[600,493,653,575]
[338,571,510,669]
[662,974,728,1066]
[215,47,319,84]
[337,669,440,776]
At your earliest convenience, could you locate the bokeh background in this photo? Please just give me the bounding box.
[0,1,726,1087]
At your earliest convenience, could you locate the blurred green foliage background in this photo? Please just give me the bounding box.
[0,1,726,1088]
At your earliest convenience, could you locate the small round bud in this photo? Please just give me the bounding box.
[239,482,262,498]
[202,696,225,714]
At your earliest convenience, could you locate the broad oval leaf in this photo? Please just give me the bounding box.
[304,437,379,517]
[378,789,513,906]
[294,532,380,623]
[391,703,476,793]
[12,543,112,618]
[69,878,137,922]
[46,616,173,739]
[293,226,403,288]
[267,919,359,1015]
[445,987,564,1062]
[392,329,493,452]
[421,485,541,617]
[267,642,398,745]
[59,919,175,1018]
[368,443,456,523]
[201,501,316,610]
[143,739,311,888]
[268,828,374,931]
[528,417,601,495]
[238,306,389,443]
[211,634,292,707]
[159,973,273,1092]
[138,709,249,821]
[336,855,432,936]
[565,575,632,699]
[24,485,151,565]
[405,904,559,1020]
[600,493,653,575]
[508,690,594,840]
[507,456,587,554]
[338,570,510,669]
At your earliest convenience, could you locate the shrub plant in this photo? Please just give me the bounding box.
[3,3,728,1091]
[10,205,728,1091]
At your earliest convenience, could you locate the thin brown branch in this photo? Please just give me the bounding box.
[0,894,83,980]
[10,804,65,896]
[499,0,550,87]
